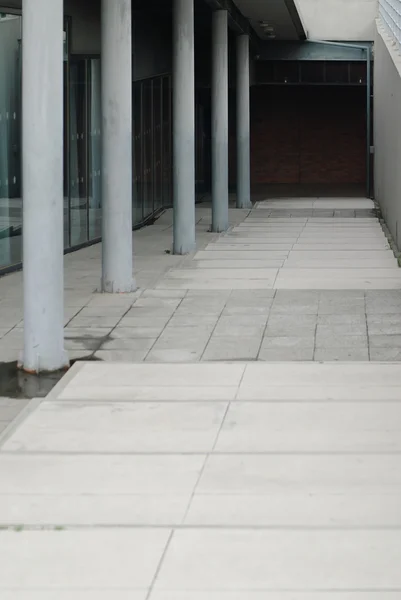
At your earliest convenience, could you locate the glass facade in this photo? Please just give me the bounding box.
[133,74,172,224]
[66,57,103,248]
[0,11,174,273]
[0,13,22,270]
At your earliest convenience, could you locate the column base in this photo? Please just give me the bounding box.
[236,200,252,210]
[211,223,229,234]
[18,350,70,375]
[173,242,196,256]
[210,215,230,233]
[99,278,138,294]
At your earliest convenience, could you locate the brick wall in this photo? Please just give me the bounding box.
[243,86,366,186]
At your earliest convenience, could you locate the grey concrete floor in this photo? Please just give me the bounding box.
[1,360,401,597]
[1,197,401,595]
[1,198,401,430]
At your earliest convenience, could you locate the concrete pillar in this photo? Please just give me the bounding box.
[21,0,68,373]
[211,10,229,233]
[101,0,135,292]
[236,34,252,209]
[173,0,196,254]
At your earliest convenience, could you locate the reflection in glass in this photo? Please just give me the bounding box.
[133,75,172,226]
[133,83,143,224]
[69,61,88,246]
[162,75,172,207]
[0,14,22,269]
[142,79,154,220]
[63,51,70,248]
[153,77,163,211]
[88,59,102,240]
[0,29,174,273]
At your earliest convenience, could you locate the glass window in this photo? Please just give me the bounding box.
[142,79,154,220]
[133,81,143,225]
[88,58,102,240]
[63,41,70,249]
[69,60,88,247]
[0,14,22,269]
[161,75,172,208]
[0,7,174,274]
[153,77,163,211]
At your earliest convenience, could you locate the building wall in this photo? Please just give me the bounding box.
[294,0,377,41]
[374,22,401,248]
[245,85,366,186]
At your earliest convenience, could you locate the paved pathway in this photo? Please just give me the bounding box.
[1,360,401,596]
[1,196,401,595]
[2,198,401,369]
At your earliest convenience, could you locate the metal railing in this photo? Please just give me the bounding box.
[379,0,401,45]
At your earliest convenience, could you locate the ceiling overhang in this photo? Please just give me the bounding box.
[232,0,306,41]
[201,0,251,34]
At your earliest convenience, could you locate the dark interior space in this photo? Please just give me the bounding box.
[249,85,367,187]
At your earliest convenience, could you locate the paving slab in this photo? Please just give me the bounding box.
[156,278,276,290]
[153,591,396,600]
[293,242,391,250]
[100,337,156,351]
[3,401,227,453]
[151,595,401,600]
[154,529,401,591]
[193,259,284,268]
[1,594,146,600]
[211,241,293,249]
[314,347,370,361]
[202,336,262,360]
[184,492,401,527]
[165,268,279,280]
[197,452,401,494]
[256,198,375,209]
[261,336,315,349]
[213,315,267,337]
[370,347,401,361]
[259,347,314,360]
[0,453,204,499]
[60,362,246,390]
[215,401,401,452]
[0,529,169,590]
[275,275,401,290]
[283,259,399,268]
[195,250,288,259]
[316,333,368,348]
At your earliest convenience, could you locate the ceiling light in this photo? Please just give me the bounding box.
[259,21,275,33]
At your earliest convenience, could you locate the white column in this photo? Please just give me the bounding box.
[101,0,135,292]
[173,0,196,255]
[211,10,229,233]
[236,34,252,209]
[21,0,68,373]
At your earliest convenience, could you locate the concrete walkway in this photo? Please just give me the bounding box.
[3,197,401,432]
[1,360,401,596]
[1,197,401,595]
[1,197,401,368]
